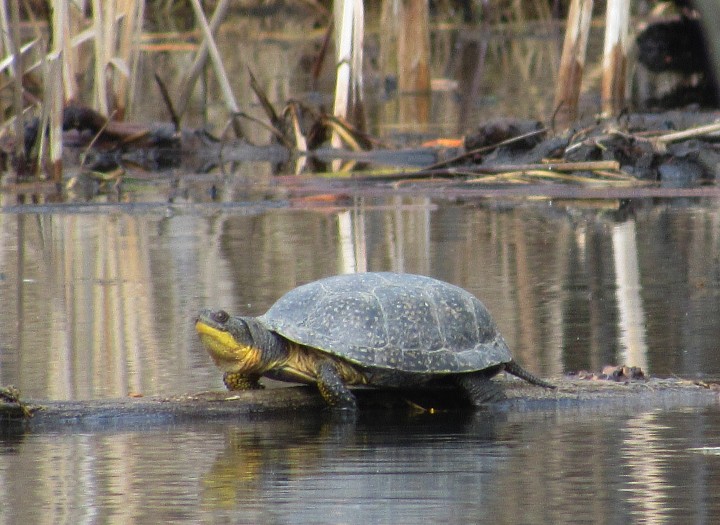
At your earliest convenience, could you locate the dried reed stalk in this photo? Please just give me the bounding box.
[7,0,26,172]
[115,0,145,119]
[85,0,144,118]
[553,0,593,127]
[91,0,111,115]
[45,0,70,181]
[46,53,64,182]
[188,0,242,137]
[601,0,630,116]
[332,0,364,150]
[175,0,230,120]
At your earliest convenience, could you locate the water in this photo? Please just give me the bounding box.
[2,196,720,523]
[3,407,720,523]
[2,198,720,400]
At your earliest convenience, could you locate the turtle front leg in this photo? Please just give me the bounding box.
[315,361,357,410]
[223,371,264,391]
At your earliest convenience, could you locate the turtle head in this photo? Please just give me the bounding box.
[195,309,285,375]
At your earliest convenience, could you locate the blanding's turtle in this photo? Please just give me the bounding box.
[195,272,554,409]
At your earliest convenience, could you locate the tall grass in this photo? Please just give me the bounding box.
[0,1,642,181]
[0,0,145,179]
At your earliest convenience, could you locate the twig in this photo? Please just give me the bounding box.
[154,73,181,131]
[248,68,282,129]
[312,21,334,85]
[468,160,620,173]
[654,122,720,145]
[419,127,548,171]
[348,159,623,183]
[466,169,639,186]
[80,110,117,167]
[234,112,294,149]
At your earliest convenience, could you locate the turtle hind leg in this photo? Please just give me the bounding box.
[504,361,556,389]
[315,360,358,410]
[223,372,264,391]
[455,372,506,406]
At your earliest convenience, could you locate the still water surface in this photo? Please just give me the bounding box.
[3,407,720,523]
[1,195,720,522]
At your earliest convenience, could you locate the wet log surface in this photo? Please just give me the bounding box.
[2,376,719,432]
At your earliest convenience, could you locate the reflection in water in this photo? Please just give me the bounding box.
[199,411,504,522]
[3,408,720,523]
[3,215,160,399]
[338,209,366,273]
[0,427,226,523]
[0,212,229,399]
[622,411,671,524]
[199,415,335,512]
[2,200,720,399]
[612,220,649,370]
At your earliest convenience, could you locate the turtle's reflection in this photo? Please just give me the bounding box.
[200,410,502,513]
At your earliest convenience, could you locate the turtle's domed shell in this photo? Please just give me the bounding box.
[259,272,512,374]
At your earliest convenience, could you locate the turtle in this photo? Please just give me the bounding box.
[195,272,555,410]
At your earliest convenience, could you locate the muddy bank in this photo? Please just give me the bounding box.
[8,107,720,195]
[89,110,720,189]
[2,377,719,432]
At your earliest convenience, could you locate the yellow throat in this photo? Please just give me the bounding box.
[195,321,263,373]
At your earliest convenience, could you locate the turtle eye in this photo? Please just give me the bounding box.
[212,310,230,324]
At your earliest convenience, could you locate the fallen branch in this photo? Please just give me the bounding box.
[350,159,628,184]
[468,160,621,173]
[654,121,720,145]
[466,169,643,187]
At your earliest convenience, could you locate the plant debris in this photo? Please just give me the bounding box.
[0,385,33,419]
[5,102,720,201]
[567,365,647,382]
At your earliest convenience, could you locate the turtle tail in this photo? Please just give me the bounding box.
[504,361,556,389]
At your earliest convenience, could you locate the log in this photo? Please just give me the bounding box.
[2,377,719,432]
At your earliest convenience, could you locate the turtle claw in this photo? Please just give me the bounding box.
[222,372,264,391]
